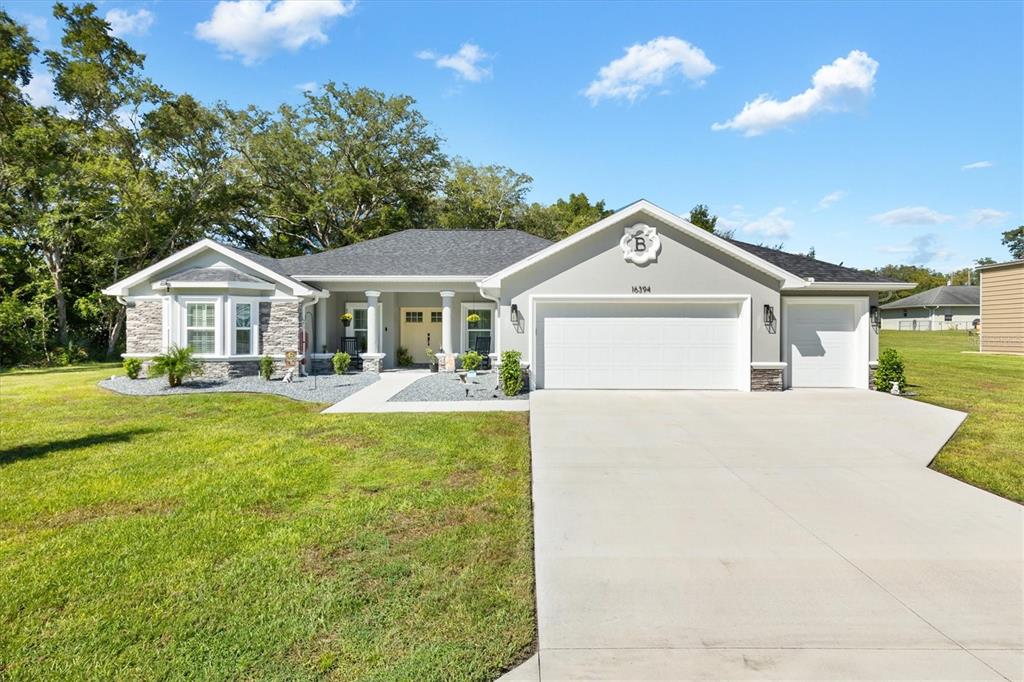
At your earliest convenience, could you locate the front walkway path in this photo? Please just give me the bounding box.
[322,369,529,413]
[503,389,1023,681]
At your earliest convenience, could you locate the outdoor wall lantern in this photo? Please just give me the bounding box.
[510,303,519,322]
[763,304,776,333]
[870,305,881,329]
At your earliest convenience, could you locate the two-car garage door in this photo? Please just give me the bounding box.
[539,301,743,389]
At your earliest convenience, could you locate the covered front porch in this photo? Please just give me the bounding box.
[304,283,498,373]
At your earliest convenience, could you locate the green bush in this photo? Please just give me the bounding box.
[397,346,414,367]
[499,350,524,396]
[331,351,351,374]
[123,357,142,379]
[461,350,482,372]
[424,347,436,367]
[259,355,274,380]
[149,346,202,387]
[875,347,906,392]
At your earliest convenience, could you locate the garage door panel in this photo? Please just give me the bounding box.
[786,302,863,388]
[540,303,741,390]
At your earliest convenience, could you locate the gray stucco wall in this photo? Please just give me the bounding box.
[497,213,783,364]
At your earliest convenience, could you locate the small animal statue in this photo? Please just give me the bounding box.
[890,381,901,395]
[283,367,296,384]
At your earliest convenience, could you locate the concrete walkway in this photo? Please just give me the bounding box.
[505,389,1023,681]
[321,369,528,413]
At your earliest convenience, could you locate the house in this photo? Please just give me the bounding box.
[878,284,980,331]
[977,259,1024,354]
[103,200,914,390]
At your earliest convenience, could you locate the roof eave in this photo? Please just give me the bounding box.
[790,281,917,292]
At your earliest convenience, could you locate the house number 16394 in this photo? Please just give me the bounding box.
[631,285,652,294]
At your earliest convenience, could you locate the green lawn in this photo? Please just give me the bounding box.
[0,366,535,681]
[881,331,1024,503]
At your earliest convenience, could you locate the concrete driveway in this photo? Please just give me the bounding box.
[515,390,1023,680]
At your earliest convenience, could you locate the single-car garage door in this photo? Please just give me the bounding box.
[539,300,744,389]
[785,298,868,388]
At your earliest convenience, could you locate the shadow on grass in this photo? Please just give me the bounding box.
[0,428,159,466]
[0,363,120,377]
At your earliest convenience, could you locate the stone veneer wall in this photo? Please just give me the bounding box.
[259,301,301,355]
[750,367,783,391]
[869,366,878,391]
[126,301,163,354]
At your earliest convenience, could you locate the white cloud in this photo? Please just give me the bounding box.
[584,36,716,104]
[878,234,950,265]
[960,160,993,171]
[816,190,847,211]
[195,0,354,65]
[20,71,73,116]
[105,8,154,37]
[294,81,319,92]
[741,207,794,239]
[870,206,954,225]
[713,50,878,136]
[967,208,1009,226]
[417,43,492,82]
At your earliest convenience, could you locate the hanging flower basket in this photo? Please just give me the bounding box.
[466,313,481,324]
[340,312,353,327]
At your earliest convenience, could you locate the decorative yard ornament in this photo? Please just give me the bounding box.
[620,223,661,265]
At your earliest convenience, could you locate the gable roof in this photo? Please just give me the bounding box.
[880,285,980,309]
[726,239,904,284]
[102,239,320,297]
[478,199,913,291]
[279,229,553,278]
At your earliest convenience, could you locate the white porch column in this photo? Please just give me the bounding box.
[361,290,385,373]
[440,291,454,353]
[315,297,327,354]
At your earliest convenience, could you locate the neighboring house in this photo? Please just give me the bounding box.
[977,259,1024,354]
[104,200,913,390]
[878,284,980,331]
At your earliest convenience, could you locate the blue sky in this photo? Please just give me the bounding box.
[13,0,1023,270]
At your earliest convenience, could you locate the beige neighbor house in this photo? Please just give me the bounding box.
[104,200,916,390]
[977,259,1024,354]
[878,284,979,331]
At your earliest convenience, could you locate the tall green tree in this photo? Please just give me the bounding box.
[435,159,533,231]
[688,204,718,233]
[520,193,612,240]
[1002,226,1024,260]
[224,82,447,254]
[870,264,948,302]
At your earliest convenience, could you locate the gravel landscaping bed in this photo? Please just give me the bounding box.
[388,371,529,402]
[99,372,378,404]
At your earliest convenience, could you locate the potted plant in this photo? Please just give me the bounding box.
[340,312,353,327]
[466,313,481,324]
[425,347,438,372]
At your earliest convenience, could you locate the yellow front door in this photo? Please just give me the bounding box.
[399,308,443,364]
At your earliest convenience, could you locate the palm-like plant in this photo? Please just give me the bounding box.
[149,345,203,387]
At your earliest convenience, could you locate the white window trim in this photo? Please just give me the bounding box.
[182,297,220,357]
[460,301,496,354]
[344,301,384,345]
[230,298,260,357]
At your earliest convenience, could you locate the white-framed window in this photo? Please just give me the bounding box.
[405,311,423,323]
[185,301,216,354]
[344,302,383,354]
[461,302,495,354]
[233,301,257,355]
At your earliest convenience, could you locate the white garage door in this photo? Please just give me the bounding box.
[540,302,742,389]
[786,301,863,388]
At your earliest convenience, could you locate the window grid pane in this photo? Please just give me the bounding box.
[235,329,251,355]
[235,304,251,328]
[188,330,215,354]
[353,309,367,330]
[187,303,215,328]
[431,311,443,323]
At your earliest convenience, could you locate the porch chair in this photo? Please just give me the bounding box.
[338,337,364,371]
[472,335,492,370]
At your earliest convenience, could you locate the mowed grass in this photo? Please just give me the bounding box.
[0,366,535,680]
[881,331,1024,503]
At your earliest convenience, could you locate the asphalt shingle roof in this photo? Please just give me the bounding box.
[879,285,979,309]
[276,229,554,277]
[726,239,904,284]
[165,266,266,284]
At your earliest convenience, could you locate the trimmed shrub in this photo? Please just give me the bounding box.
[461,350,482,372]
[149,346,202,388]
[123,357,142,379]
[332,351,351,374]
[259,355,274,380]
[875,348,906,393]
[397,346,414,367]
[499,350,524,396]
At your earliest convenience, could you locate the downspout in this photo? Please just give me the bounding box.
[477,284,501,355]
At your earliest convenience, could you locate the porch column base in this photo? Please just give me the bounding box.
[436,352,458,373]
[750,362,786,391]
[360,352,386,373]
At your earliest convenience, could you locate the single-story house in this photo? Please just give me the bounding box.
[103,199,914,390]
[878,284,980,331]
[977,259,1024,354]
